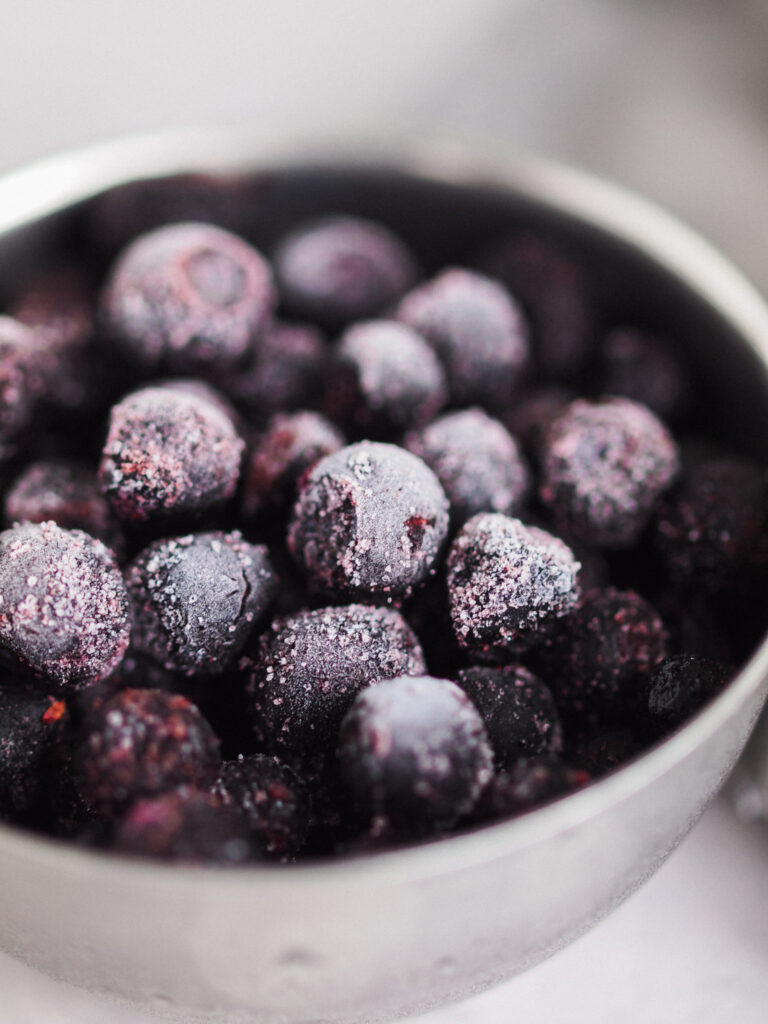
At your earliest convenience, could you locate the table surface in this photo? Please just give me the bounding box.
[2,795,767,1024]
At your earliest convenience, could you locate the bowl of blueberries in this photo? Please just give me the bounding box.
[0,132,767,1024]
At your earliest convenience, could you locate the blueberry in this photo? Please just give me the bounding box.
[0,522,130,690]
[599,326,690,422]
[540,397,680,548]
[405,408,530,526]
[215,321,327,425]
[0,687,67,815]
[647,654,730,730]
[395,267,529,410]
[456,665,562,768]
[113,787,255,863]
[243,411,345,517]
[101,222,275,372]
[288,441,449,600]
[73,688,221,813]
[476,231,594,377]
[274,215,417,328]
[338,675,493,833]
[245,604,426,757]
[654,453,767,594]
[326,320,447,438]
[470,759,590,823]
[211,753,311,860]
[0,316,43,450]
[99,384,244,523]
[446,513,581,655]
[127,531,277,675]
[4,459,120,550]
[541,587,667,720]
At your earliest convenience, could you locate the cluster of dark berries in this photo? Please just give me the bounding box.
[0,177,765,866]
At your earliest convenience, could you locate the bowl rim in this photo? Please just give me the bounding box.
[1,128,767,889]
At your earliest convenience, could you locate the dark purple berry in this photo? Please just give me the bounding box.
[0,687,66,814]
[243,411,345,517]
[0,522,130,690]
[395,267,529,410]
[101,222,274,372]
[326,320,447,438]
[215,321,326,425]
[99,384,244,523]
[456,665,562,768]
[274,215,417,327]
[471,759,590,823]
[338,675,493,833]
[113,788,255,863]
[405,408,530,525]
[599,326,690,422]
[476,232,594,376]
[654,454,767,594]
[543,587,668,720]
[4,459,119,548]
[212,753,310,859]
[0,316,42,449]
[73,688,221,813]
[647,655,730,730]
[446,513,581,655]
[540,397,679,548]
[245,604,426,757]
[288,441,449,600]
[127,532,277,676]
[571,729,643,776]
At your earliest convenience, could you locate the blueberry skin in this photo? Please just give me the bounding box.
[338,675,493,834]
[288,441,449,601]
[456,665,562,768]
[0,686,67,815]
[647,654,730,730]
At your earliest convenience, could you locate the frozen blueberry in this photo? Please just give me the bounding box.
[10,268,104,415]
[338,675,493,833]
[288,441,449,601]
[127,531,277,675]
[0,687,67,814]
[405,408,530,525]
[456,665,562,768]
[245,604,426,757]
[99,384,244,523]
[274,215,417,327]
[243,411,345,517]
[599,326,690,422]
[0,316,43,449]
[647,655,730,730]
[326,320,447,438]
[0,522,130,690]
[113,788,255,863]
[395,267,529,410]
[446,514,581,655]
[215,320,327,425]
[542,587,667,720]
[476,232,594,376]
[73,688,221,813]
[471,759,590,823]
[540,397,679,548]
[654,454,767,594]
[4,459,119,548]
[101,221,275,372]
[211,753,311,859]
[571,729,643,776]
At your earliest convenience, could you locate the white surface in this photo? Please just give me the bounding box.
[1,797,766,1024]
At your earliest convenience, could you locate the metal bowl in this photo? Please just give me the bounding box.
[0,133,767,1024]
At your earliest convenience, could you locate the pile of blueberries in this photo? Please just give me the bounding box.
[0,175,766,864]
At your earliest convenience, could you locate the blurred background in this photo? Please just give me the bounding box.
[1,1,767,1021]
[2,0,768,289]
